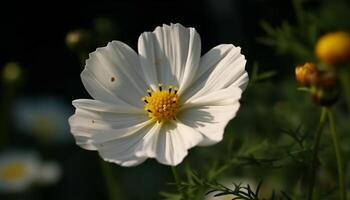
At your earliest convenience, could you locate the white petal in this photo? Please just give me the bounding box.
[72,99,142,114]
[137,32,159,89]
[68,99,150,150]
[82,41,148,107]
[155,121,203,166]
[182,44,248,103]
[138,23,201,91]
[97,124,156,167]
[134,123,162,158]
[73,135,97,150]
[181,85,242,109]
[178,103,240,146]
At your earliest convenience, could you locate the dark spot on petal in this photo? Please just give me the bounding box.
[111,77,116,82]
[154,59,161,65]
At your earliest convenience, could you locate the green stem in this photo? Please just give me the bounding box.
[100,159,123,200]
[171,166,183,198]
[307,107,327,200]
[340,69,350,112]
[171,166,181,189]
[327,108,346,200]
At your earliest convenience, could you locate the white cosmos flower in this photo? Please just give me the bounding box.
[68,23,248,167]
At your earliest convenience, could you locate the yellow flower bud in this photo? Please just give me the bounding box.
[65,29,92,52]
[295,62,340,106]
[310,85,339,107]
[295,62,318,86]
[315,32,350,65]
[315,71,338,89]
[310,71,339,107]
[2,62,23,84]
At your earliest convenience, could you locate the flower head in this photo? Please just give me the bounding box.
[69,23,248,166]
[0,151,61,193]
[315,32,350,65]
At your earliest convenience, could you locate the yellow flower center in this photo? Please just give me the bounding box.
[142,84,180,122]
[0,162,26,181]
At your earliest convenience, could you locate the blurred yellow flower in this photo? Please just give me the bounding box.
[315,32,350,65]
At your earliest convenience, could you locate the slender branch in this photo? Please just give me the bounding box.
[307,107,327,200]
[327,108,346,200]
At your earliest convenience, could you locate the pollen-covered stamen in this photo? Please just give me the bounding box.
[158,83,163,91]
[174,87,178,94]
[168,85,173,93]
[147,89,152,96]
[142,84,180,122]
[141,97,148,103]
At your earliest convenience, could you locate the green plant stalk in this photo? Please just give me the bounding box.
[100,159,123,200]
[307,107,327,200]
[292,0,304,26]
[171,166,184,199]
[327,108,346,200]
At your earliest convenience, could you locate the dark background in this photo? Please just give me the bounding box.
[1,0,298,99]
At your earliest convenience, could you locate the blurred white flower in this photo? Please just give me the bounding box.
[13,97,73,144]
[0,151,62,193]
[69,23,248,166]
[0,151,39,193]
